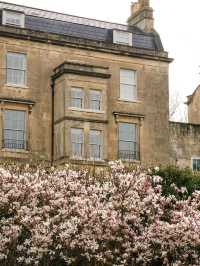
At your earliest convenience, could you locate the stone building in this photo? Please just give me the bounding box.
[0,0,172,166]
[169,86,200,171]
[187,85,200,125]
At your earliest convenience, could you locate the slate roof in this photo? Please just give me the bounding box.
[0,1,164,51]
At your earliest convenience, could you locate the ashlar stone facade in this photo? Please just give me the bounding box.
[0,0,173,167]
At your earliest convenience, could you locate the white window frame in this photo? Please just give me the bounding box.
[2,10,25,28]
[3,109,27,150]
[89,130,103,160]
[120,69,137,101]
[192,157,200,171]
[70,87,84,109]
[118,122,139,161]
[71,128,84,159]
[113,30,132,46]
[89,89,102,111]
[6,52,27,87]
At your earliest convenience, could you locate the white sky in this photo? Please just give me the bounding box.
[2,0,200,121]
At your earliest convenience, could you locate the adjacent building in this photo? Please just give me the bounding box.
[169,86,200,171]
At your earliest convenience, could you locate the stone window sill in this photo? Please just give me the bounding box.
[68,107,105,114]
[118,98,141,104]
[70,156,105,162]
[1,148,29,154]
[5,84,29,89]
[70,157,106,165]
[119,159,141,164]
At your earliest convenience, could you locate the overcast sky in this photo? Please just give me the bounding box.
[3,0,200,121]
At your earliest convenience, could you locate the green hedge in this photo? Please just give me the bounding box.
[152,166,200,198]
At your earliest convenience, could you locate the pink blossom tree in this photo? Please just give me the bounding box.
[0,161,200,265]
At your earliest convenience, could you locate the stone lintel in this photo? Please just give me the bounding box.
[113,111,145,119]
[54,116,108,125]
[0,97,35,106]
[0,97,35,113]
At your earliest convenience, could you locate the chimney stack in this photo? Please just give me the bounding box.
[127,0,154,32]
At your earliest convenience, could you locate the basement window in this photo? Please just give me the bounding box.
[2,10,25,28]
[192,158,200,171]
[113,30,133,46]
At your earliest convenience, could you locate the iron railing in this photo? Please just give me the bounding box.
[118,149,140,161]
[3,139,26,150]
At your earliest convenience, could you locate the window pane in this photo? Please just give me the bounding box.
[90,101,100,111]
[119,123,136,141]
[4,110,26,150]
[114,31,132,45]
[120,69,136,85]
[72,143,82,157]
[71,88,84,108]
[71,128,83,157]
[193,159,200,171]
[90,145,101,160]
[6,53,26,85]
[90,90,101,101]
[90,130,102,145]
[120,84,137,100]
[118,32,129,44]
[198,160,200,171]
[71,98,82,108]
[119,141,135,151]
[90,90,101,111]
[71,88,83,98]
[89,130,102,159]
[4,11,24,27]
[120,69,137,101]
[7,69,25,86]
[119,123,138,160]
[7,53,26,70]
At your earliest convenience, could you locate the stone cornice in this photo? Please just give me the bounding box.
[0,25,173,63]
[0,97,35,105]
[52,61,111,80]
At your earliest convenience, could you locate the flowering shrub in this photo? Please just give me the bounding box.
[0,161,200,265]
[151,165,200,198]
